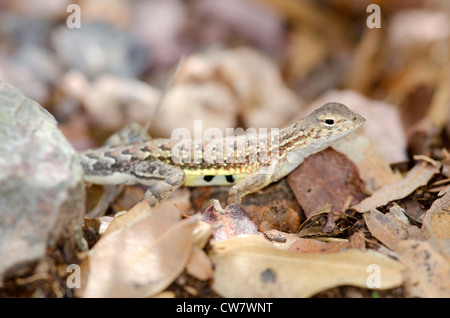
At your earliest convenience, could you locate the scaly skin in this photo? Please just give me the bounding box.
[80,102,365,206]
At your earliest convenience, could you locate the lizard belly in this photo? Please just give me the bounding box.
[182,163,258,187]
[184,170,248,187]
[184,172,248,186]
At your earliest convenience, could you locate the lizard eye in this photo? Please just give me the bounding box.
[324,119,335,126]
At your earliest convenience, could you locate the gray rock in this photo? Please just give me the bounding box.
[0,81,85,280]
[52,22,150,78]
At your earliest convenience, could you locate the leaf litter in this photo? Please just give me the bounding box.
[2,0,450,299]
[76,150,449,297]
[78,201,211,297]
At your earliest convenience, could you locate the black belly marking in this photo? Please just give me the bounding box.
[203,175,214,182]
[203,175,235,183]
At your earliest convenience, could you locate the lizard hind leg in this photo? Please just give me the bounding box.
[86,122,152,217]
[133,160,186,207]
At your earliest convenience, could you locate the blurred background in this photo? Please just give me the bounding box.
[0,0,449,164]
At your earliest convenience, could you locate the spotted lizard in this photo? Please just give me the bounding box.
[80,102,365,207]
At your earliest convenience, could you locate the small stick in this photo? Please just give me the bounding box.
[144,55,186,132]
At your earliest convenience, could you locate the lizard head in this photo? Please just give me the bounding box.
[306,102,365,142]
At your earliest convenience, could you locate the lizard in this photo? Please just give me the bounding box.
[80,102,365,207]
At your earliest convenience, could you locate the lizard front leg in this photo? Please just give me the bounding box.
[228,161,279,205]
[133,160,186,207]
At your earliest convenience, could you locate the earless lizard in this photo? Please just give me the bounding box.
[80,102,365,207]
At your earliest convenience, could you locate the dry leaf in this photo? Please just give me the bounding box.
[176,47,302,130]
[192,220,214,249]
[287,147,366,218]
[264,229,303,249]
[79,207,201,297]
[422,186,450,258]
[396,240,450,297]
[185,246,213,281]
[287,26,328,81]
[190,185,228,211]
[402,199,427,224]
[186,220,214,281]
[332,128,399,193]
[82,215,113,247]
[150,187,194,216]
[112,186,145,212]
[62,71,160,131]
[258,205,300,233]
[265,229,350,253]
[152,81,238,138]
[288,238,350,254]
[202,200,262,242]
[389,9,450,47]
[353,162,439,212]
[210,235,404,298]
[349,230,366,249]
[297,211,347,238]
[364,209,408,250]
[406,117,438,156]
[389,203,411,226]
[102,200,153,236]
[192,178,302,229]
[193,0,285,55]
[259,0,346,38]
[344,26,381,93]
[242,179,302,229]
[86,184,125,218]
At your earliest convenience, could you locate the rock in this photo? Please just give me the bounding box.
[52,22,150,78]
[0,81,85,280]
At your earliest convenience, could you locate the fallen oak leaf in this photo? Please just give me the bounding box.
[102,200,153,236]
[364,209,408,250]
[396,240,450,297]
[186,246,213,281]
[422,185,450,259]
[353,162,439,212]
[210,235,404,298]
[192,220,214,249]
[186,221,214,281]
[78,207,202,297]
[331,126,399,193]
[402,199,427,224]
[287,147,367,218]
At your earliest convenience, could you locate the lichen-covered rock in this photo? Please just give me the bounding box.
[0,81,85,280]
